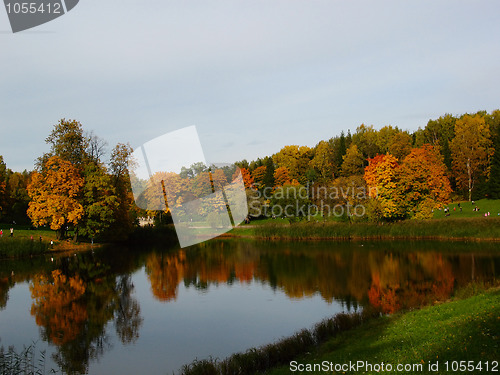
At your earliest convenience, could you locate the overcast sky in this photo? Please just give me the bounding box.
[1,0,500,172]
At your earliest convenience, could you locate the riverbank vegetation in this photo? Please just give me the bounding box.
[241,217,500,241]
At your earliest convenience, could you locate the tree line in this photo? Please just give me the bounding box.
[235,109,500,220]
[1,110,499,232]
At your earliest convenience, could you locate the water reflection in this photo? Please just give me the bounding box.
[0,240,498,374]
[143,241,498,315]
[27,253,143,374]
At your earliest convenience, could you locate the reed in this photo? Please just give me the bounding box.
[178,311,373,375]
[0,342,55,375]
[253,217,500,241]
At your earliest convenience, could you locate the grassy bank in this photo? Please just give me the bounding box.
[178,311,371,375]
[269,287,500,375]
[235,217,500,241]
[178,287,499,375]
[0,237,50,258]
[0,223,91,258]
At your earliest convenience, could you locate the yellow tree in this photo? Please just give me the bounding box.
[450,114,492,201]
[272,145,312,184]
[341,144,365,176]
[27,156,84,238]
[309,141,334,182]
[364,154,405,220]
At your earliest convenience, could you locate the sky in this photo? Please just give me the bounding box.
[1,0,500,172]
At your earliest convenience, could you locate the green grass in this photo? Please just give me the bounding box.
[433,199,500,219]
[268,288,500,375]
[0,223,56,258]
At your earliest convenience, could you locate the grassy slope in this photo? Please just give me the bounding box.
[269,289,500,375]
[433,199,500,219]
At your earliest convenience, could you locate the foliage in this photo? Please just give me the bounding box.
[398,145,452,219]
[270,184,310,219]
[79,162,119,239]
[251,165,267,188]
[450,114,492,201]
[341,144,364,176]
[364,146,452,221]
[388,131,413,160]
[364,154,405,220]
[487,120,500,198]
[41,118,88,167]
[235,168,254,188]
[352,124,380,158]
[27,156,84,238]
[309,140,334,182]
[273,166,291,187]
[273,145,312,185]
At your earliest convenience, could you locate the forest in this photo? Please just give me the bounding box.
[1,109,499,240]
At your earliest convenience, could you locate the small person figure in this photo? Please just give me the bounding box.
[0,229,3,237]
[10,228,13,237]
[50,240,54,248]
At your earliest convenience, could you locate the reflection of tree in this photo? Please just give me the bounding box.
[29,254,143,374]
[115,275,143,344]
[142,242,482,316]
[367,252,455,314]
[145,251,185,301]
[30,270,87,345]
[0,277,12,310]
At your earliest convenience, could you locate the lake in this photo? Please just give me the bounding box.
[0,239,499,374]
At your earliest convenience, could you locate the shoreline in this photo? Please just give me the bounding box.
[178,286,500,375]
[222,231,500,242]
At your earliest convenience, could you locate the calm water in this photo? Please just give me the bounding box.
[0,240,499,374]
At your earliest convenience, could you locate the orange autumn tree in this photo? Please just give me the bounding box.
[27,156,84,238]
[365,147,452,221]
[233,167,254,188]
[398,144,452,219]
[273,166,291,187]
